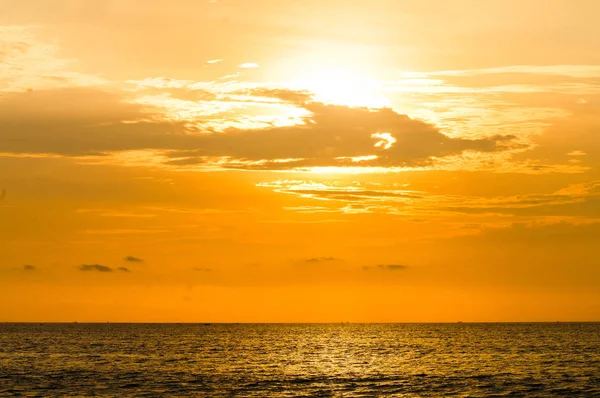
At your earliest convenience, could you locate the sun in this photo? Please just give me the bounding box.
[290,68,390,109]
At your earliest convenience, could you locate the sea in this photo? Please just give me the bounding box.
[1,323,599,397]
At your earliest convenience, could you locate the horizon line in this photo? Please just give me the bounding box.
[2,321,599,324]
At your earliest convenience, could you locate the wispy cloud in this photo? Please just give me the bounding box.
[305,257,338,263]
[238,63,259,69]
[260,180,600,216]
[82,228,169,235]
[0,25,105,91]
[420,65,600,79]
[76,209,156,218]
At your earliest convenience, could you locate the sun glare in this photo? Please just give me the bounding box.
[291,69,390,109]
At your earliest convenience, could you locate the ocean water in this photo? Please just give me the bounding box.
[1,323,599,397]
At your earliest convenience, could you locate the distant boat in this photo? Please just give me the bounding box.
[203,323,211,326]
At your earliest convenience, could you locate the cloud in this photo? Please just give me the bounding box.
[246,88,313,104]
[364,264,409,271]
[0,25,105,91]
[159,101,518,170]
[123,256,144,263]
[385,264,409,271]
[0,27,593,175]
[0,88,186,156]
[260,180,600,217]
[23,265,36,271]
[238,63,259,69]
[523,99,600,169]
[0,87,519,171]
[423,65,600,79]
[77,264,113,272]
[77,264,132,273]
[305,257,338,263]
[193,267,212,272]
[82,228,169,235]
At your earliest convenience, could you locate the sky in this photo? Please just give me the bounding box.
[1,0,599,322]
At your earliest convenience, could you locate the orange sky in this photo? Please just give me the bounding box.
[1,0,599,322]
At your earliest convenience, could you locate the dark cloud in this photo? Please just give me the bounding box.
[117,267,132,272]
[0,88,189,156]
[23,265,36,271]
[163,103,518,169]
[305,257,338,263]
[78,264,113,272]
[364,264,409,271]
[385,264,409,271]
[123,256,144,263]
[0,87,518,170]
[193,267,212,272]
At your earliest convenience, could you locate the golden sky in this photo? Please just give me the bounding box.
[1,0,600,322]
